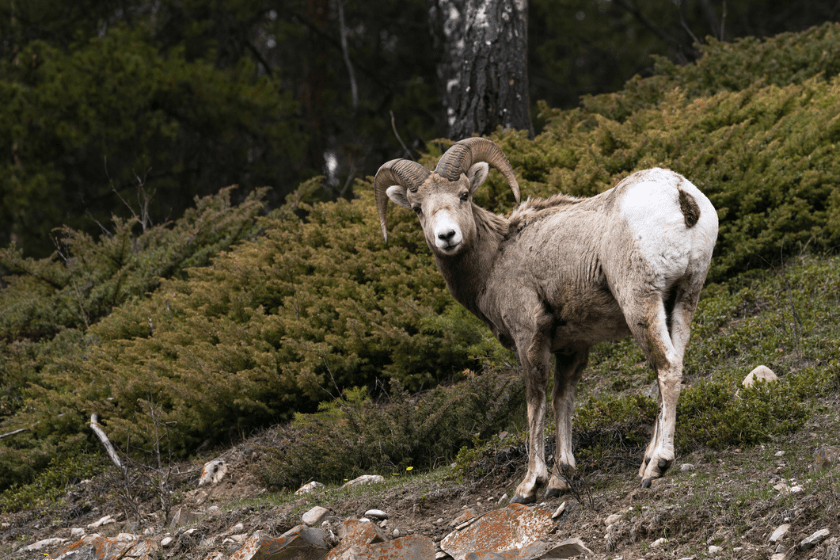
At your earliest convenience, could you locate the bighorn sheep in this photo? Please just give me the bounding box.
[374,138,718,503]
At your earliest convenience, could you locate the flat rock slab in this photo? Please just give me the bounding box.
[329,519,389,559]
[50,535,137,560]
[440,504,555,560]
[341,475,386,488]
[799,529,830,550]
[348,535,436,560]
[229,527,329,560]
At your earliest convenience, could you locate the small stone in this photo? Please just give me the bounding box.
[87,515,115,529]
[161,536,174,547]
[743,365,778,387]
[341,474,386,488]
[498,493,508,505]
[799,529,830,550]
[23,538,66,552]
[198,459,227,486]
[365,509,388,520]
[435,552,449,559]
[791,485,804,493]
[770,554,786,560]
[680,463,695,472]
[393,528,401,538]
[775,451,786,457]
[436,518,444,524]
[207,505,220,514]
[552,501,567,519]
[295,481,325,495]
[379,520,388,528]
[231,523,244,533]
[302,506,329,526]
[769,524,790,543]
[70,528,85,538]
[652,537,668,547]
[604,513,621,526]
[708,545,723,555]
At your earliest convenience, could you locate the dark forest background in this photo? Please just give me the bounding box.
[2,0,838,258]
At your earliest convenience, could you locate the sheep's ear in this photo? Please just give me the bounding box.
[386,185,411,209]
[467,162,490,193]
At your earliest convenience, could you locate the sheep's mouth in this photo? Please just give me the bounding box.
[438,241,462,254]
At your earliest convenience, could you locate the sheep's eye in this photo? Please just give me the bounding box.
[459,192,469,202]
[412,205,422,215]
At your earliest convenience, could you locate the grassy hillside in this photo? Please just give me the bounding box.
[2,23,840,499]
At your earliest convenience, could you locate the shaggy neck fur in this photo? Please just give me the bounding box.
[433,204,507,323]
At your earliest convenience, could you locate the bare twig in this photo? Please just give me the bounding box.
[0,427,28,439]
[90,413,126,473]
[390,110,414,159]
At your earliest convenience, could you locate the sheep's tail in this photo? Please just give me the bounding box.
[678,189,700,228]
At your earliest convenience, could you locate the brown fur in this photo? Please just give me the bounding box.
[678,189,701,228]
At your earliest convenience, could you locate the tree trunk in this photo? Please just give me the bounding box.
[430,0,533,139]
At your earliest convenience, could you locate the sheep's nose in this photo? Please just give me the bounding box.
[438,229,456,242]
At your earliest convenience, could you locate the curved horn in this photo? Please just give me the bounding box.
[374,159,431,242]
[434,138,520,203]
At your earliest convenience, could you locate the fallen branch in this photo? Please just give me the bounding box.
[0,427,28,440]
[90,413,125,473]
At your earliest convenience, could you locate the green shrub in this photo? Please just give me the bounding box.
[257,369,524,489]
[5,23,840,491]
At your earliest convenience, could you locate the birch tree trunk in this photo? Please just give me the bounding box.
[430,0,533,139]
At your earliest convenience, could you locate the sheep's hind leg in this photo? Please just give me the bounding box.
[545,348,589,499]
[626,296,682,487]
[511,332,552,504]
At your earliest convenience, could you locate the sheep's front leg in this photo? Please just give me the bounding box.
[511,334,552,504]
[545,348,589,498]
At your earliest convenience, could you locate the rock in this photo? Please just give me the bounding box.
[452,509,477,527]
[346,534,436,560]
[770,554,785,560]
[551,502,566,520]
[814,445,840,470]
[161,536,175,547]
[204,554,226,560]
[440,503,555,560]
[23,537,66,552]
[198,459,228,486]
[799,529,830,550]
[296,481,326,495]
[392,529,400,538]
[643,382,659,399]
[70,528,86,538]
[708,545,722,555]
[742,365,778,387]
[604,513,620,526]
[328,518,389,559]
[50,535,138,560]
[679,463,695,472]
[303,506,330,526]
[341,475,386,488]
[498,493,508,505]
[124,538,159,558]
[775,450,786,457]
[652,537,668,547]
[517,537,593,559]
[769,524,790,543]
[87,515,116,529]
[365,509,388,520]
[231,523,245,533]
[229,527,329,560]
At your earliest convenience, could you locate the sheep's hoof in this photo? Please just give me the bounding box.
[641,477,654,489]
[544,487,562,499]
[510,494,536,505]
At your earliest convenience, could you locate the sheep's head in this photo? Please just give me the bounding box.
[374,138,520,256]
